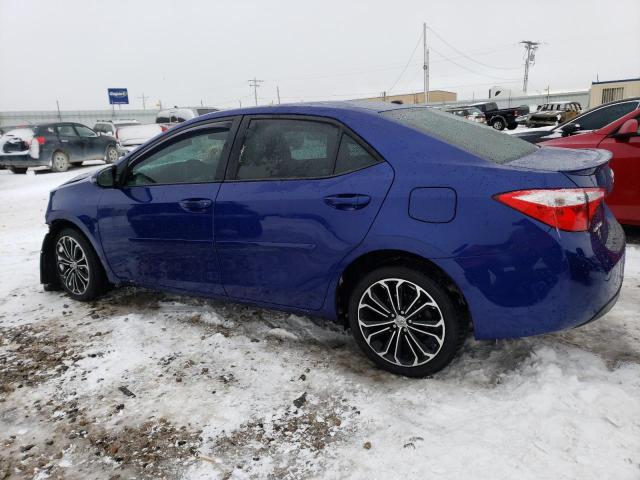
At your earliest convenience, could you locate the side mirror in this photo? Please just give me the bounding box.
[96,165,116,188]
[561,123,580,136]
[613,119,639,140]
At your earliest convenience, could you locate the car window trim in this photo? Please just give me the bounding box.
[224,114,385,183]
[121,116,241,187]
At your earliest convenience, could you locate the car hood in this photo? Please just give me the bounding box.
[59,170,96,187]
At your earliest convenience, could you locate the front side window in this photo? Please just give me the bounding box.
[57,125,77,137]
[76,125,97,137]
[571,102,638,131]
[235,119,339,180]
[126,123,231,186]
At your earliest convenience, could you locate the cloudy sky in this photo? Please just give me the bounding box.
[1,0,639,111]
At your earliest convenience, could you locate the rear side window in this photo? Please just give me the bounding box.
[156,116,170,123]
[235,119,339,180]
[383,107,537,164]
[335,134,379,174]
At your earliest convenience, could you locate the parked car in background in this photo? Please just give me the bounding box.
[155,107,219,126]
[467,102,527,130]
[116,123,166,155]
[40,102,624,377]
[540,107,640,226]
[0,122,118,173]
[513,98,640,144]
[444,106,486,124]
[525,102,582,128]
[93,119,140,139]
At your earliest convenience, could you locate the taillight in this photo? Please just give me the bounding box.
[160,126,168,132]
[36,136,45,145]
[493,188,606,232]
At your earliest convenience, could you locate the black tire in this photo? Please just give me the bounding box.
[9,167,27,174]
[490,118,505,131]
[348,266,466,377]
[506,123,518,130]
[53,228,107,301]
[51,150,70,172]
[105,144,118,164]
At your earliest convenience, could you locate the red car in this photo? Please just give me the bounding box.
[541,108,640,226]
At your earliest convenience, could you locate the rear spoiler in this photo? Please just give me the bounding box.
[507,146,611,175]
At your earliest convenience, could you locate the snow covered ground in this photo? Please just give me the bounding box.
[1,165,639,480]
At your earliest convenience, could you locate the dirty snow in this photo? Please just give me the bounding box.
[1,166,639,480]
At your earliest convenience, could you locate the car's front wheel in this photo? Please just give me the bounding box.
[348,267,465,377]
[105,145,118,163]
[54,228,107,301]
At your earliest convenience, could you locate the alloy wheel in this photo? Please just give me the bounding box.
[357,278,445,367]
[56,235,90,295]
[107,146,118,163]
[53,152,68,171]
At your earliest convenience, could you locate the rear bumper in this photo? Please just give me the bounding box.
[0,154,50,168]
[435,209,626,339]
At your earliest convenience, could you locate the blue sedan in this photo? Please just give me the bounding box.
[40,102,625,377]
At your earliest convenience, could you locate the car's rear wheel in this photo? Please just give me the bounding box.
[9,167,27,174]
[105,145,118,164]
[54,228,107,301]
[51,151,70,172]
[348,267,465,377]
[490,118,505,130]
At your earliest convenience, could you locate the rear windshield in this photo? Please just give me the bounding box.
[382,107,537,164]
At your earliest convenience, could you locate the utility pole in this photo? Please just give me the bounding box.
[137,93,149,110]
[520,40,541,94]
[248,78,263,106]
[56,100,62,121]
[276,86,281,105]
[423,23,430,104]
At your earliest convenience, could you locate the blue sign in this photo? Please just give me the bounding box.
[107,88,129,105]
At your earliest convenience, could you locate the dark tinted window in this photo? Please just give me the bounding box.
[156,116,170,123]
[383,107,537,164]
[57,125,78,137]
[335,134,379,174]
[126,123,231,186]
[235,119,339,180]
[76,125,97,137]
[571,102,638,131]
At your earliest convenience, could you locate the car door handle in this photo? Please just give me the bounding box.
[60,139,69,143]
[179,198,213,212]
[323,194,371,211]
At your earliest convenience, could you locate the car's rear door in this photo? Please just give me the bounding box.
[214,115,394,310]
[98,118,238,295]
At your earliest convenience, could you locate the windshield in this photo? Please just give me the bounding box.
[382,107,537,164]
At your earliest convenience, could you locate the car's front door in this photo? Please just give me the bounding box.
[97,119,238,295]
[55,124,84,161]
[214,116,394,310]
[74,124,104,160]
[598,115,640,224]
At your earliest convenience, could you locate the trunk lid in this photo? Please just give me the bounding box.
[506,146,613,192]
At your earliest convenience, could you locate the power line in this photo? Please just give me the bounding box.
[388,33,423,93]
[426,25,521,71]
[430,46,519,82]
